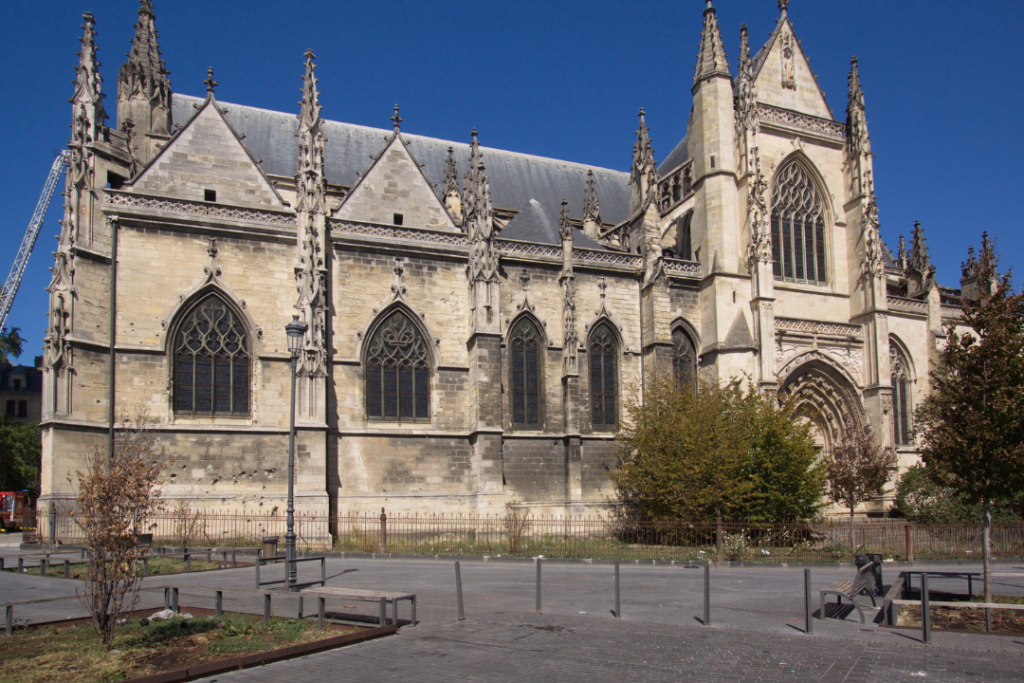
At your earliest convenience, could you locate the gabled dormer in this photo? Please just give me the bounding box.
[127,75,286,209]
[333,107,458,232]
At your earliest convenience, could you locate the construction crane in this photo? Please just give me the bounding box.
[0,151,70,332]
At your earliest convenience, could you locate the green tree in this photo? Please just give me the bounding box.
[894,463,1023,524]
[0,326,23,363]
[612,378,823,523]
[823,426,897,553]
[916,234,1024,602]
[0,417,40,494]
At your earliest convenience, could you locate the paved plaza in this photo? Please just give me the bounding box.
[2,549,1022,682]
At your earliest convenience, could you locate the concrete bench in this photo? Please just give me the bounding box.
[302,586,416,628]
[820,561,877,623]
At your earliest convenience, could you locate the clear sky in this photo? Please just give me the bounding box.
[1,0,1021,362]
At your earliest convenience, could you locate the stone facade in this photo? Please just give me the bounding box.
[39,2,970,520]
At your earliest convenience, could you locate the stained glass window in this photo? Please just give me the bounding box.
[174,296,250,416]
[366,310,430,421]
[891,343,912,446]
[510,318,541,427]
[770,162,827,285]
[590,324,618,430]
[673,327,697,394]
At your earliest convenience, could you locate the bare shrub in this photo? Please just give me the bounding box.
[503,501,530,555]
[172,500,205,547]
[70,412,164,648]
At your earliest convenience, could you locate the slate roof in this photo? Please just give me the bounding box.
[0,365,42,394]
[657,135,690,177]
[171,95,631,242]
[501,199,606,249]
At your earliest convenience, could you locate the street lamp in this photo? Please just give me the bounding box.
[284,315,307,590]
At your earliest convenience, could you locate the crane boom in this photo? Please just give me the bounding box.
[0,151,70,331]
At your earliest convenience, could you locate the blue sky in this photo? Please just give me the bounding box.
[1,0,1021,361]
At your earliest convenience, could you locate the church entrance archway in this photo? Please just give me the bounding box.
[778,353,864,456]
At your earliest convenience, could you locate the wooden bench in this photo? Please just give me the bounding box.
[301,586,416,628]
[820,561,877,623]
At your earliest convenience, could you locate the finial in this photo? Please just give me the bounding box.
[204,67,218,95]
[779,0,789,13]
[304,48,315,61]
[638,107,645,118]
[705,0,713,9]
[391,104,402,131]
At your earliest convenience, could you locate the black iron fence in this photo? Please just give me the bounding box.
[23,509,1024,563]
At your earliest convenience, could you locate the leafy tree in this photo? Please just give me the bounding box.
[613,378,823,524]
[823,426,897,553]
[71,412,164,649]
[0,418,41,494]
[0,326,23,363]
[916,234,1024,602]
[894,463,1023,524]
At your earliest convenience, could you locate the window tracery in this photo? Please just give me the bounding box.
[890,343,912,446]
[589,323,618,430]
[509,318,541,427]
[174,296,250,416]
[366,310,430,421]
[673,327,697,393]
[771,162,827,285]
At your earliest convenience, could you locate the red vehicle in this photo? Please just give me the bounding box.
[0,491,33,531]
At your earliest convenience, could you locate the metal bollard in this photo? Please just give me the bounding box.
[164,587,170,610]
[40,559,48,576]
[298,596,304,620]
[222,551,228,569]
[206,551,212,564]
[0,557,4,570]
[614,562,621,619]
[703,563,711,626]
[185,554,191,573]
[64,560,70,579]
[535,558,542,612]
[379,597,387,626]
[455,561,465,620]
[232,549,237,567]
[264,594,271,625]
[318,596,326,630]
[6,605,12,636]
[215,590,223,617]
[143,557,149,575]
[921,574,930,644]
[804,568,813,634]
[17,558,23,573]
[171,587,179,613]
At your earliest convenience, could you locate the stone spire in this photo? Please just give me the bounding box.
[443,147,464,228]
[582,170,602,239]
[72,12,106,142]
[464,129,499,331]
[694,0,730,83]
[559,199,578,375]
[117,0,171,146]
[897,234,909,272]
[846,57,872,197]
[629,109,657,214]
[294,50,327,379]
[906,220,936,298]
[960,234,996,302]
[735,25,757,130]
[746,147,772,266]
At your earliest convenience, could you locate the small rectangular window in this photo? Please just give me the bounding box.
[204,189,217,202]
[12,379,21,390]
[393,213,404,226]
[17,401,28,418]
[106,171,126,190]
[4,401,14,417]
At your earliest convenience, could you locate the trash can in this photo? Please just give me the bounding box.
[855,553,884,596]
[261,536,280,560]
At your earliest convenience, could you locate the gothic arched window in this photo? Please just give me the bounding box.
[673,327,697,393]
[366,310,430,421]
[589,323,618,430]
[771,162,827,285]
[891,343,912,446]
[174,296,250,416]
[509,318,542,428]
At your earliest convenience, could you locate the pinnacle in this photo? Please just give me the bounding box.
[694,0,730,83]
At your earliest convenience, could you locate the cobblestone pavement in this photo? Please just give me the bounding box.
[3,554,1023,682]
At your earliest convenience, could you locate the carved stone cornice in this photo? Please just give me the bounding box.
[756,103,845,143]
[104,191,296,228]
[775,317,862,338]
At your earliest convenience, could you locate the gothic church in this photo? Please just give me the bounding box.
[40,1,968,519]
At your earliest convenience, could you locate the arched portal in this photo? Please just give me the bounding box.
[779,353,864,455]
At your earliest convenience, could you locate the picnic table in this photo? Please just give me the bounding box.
[901,571,981,600]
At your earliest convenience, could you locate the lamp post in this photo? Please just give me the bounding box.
[285,315,307,590]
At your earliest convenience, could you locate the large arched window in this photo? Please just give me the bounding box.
[589,323,618,430]
[174,295,250,416]
[366,309,430,421]
[771,161,827,285]
[890,343,912,446]
[509,318,542,428]
[672,327,697,394]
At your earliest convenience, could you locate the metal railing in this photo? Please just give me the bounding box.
[25,510,1024,563]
